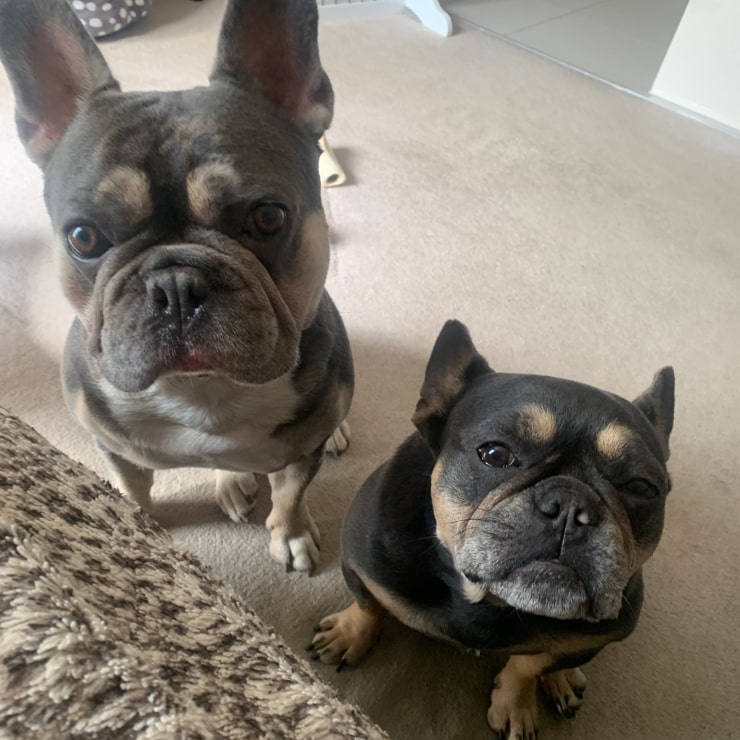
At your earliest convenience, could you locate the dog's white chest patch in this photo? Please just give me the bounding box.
[99,373,302,472]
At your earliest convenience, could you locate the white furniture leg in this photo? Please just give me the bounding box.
[405,0,453,36]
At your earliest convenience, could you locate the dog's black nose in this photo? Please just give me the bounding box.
[534,488,599,527]
[145,269,208,328]
[463,570,484,584]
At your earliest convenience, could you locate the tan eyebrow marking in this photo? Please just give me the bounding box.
[517,404,557,444]
[186,160,241,225]
[595,422,633,459]
[95,167,152,223]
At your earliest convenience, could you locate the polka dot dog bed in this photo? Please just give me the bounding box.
[69,0,152,38]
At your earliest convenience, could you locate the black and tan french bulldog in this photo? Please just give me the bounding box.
[0,0,353,572]
[311,320,674,738]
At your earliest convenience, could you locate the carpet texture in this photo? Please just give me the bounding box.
[0,408,386,740]
[1,2,739,738]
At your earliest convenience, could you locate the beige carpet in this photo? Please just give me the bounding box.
[1,2,739,738]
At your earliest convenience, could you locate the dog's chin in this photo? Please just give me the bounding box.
[485,561,618,622]
[97,308,301,392]
[98,338,299,393]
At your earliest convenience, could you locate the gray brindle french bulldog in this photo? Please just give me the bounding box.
[311,320,674,738]
[0,0,353,573]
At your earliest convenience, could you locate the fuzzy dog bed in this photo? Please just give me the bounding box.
[69,0,152,38]
[0,407,385,739]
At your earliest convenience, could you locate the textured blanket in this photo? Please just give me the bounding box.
[0,408,386,740]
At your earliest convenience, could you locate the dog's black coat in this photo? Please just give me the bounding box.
[321,320,673,735]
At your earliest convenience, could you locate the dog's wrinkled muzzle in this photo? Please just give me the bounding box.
[457,478,630,622]
[89,243,300,392]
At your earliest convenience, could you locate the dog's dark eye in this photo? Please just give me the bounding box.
[623,478,659,498]
[66,224,111,259]
[244,203,286,238]
[477,442,518,468]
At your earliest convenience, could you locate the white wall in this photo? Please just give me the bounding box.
[652,0,740,132]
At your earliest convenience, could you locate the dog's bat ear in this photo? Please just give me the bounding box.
[412,320,493,452]
[633,366,675,461]
[211,0,333,136]
[0,0,119,167]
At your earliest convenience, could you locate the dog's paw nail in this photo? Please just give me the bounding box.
[574,688,584,699]
[336,659,347,673]
[313,625,323,632]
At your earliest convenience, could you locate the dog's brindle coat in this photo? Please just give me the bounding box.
[0,0,353,572]
[312,321,674,739]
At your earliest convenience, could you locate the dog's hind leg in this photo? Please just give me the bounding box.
[97,443,154,512]
[266,445,324,574]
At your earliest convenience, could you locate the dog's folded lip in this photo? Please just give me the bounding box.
[165,369,216,379]
[505,558,585,589]
[467,558,578,587]
[478,559,601,620]
[535,558,572,574]
[170,349,214,373]
[158,367,278,388]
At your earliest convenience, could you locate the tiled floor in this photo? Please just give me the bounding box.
[445,0,689,94]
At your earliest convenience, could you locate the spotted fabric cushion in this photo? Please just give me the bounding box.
[0,408,386,739]
[68,0,152,38]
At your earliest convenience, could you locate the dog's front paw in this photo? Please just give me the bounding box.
[540,667,587,719]
[309,601,382,669]
[215,471,259,523]
[488,672,539,740]
[324,419,350,457]
[265,507,320,573]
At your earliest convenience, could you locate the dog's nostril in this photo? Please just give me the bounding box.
[463,570,483,584]
[151,285,169,310]
[539,500,561,519]
[533,489,565,519]
[178,277,206,321]
[146,270,208,324]
[185,280,206,310]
